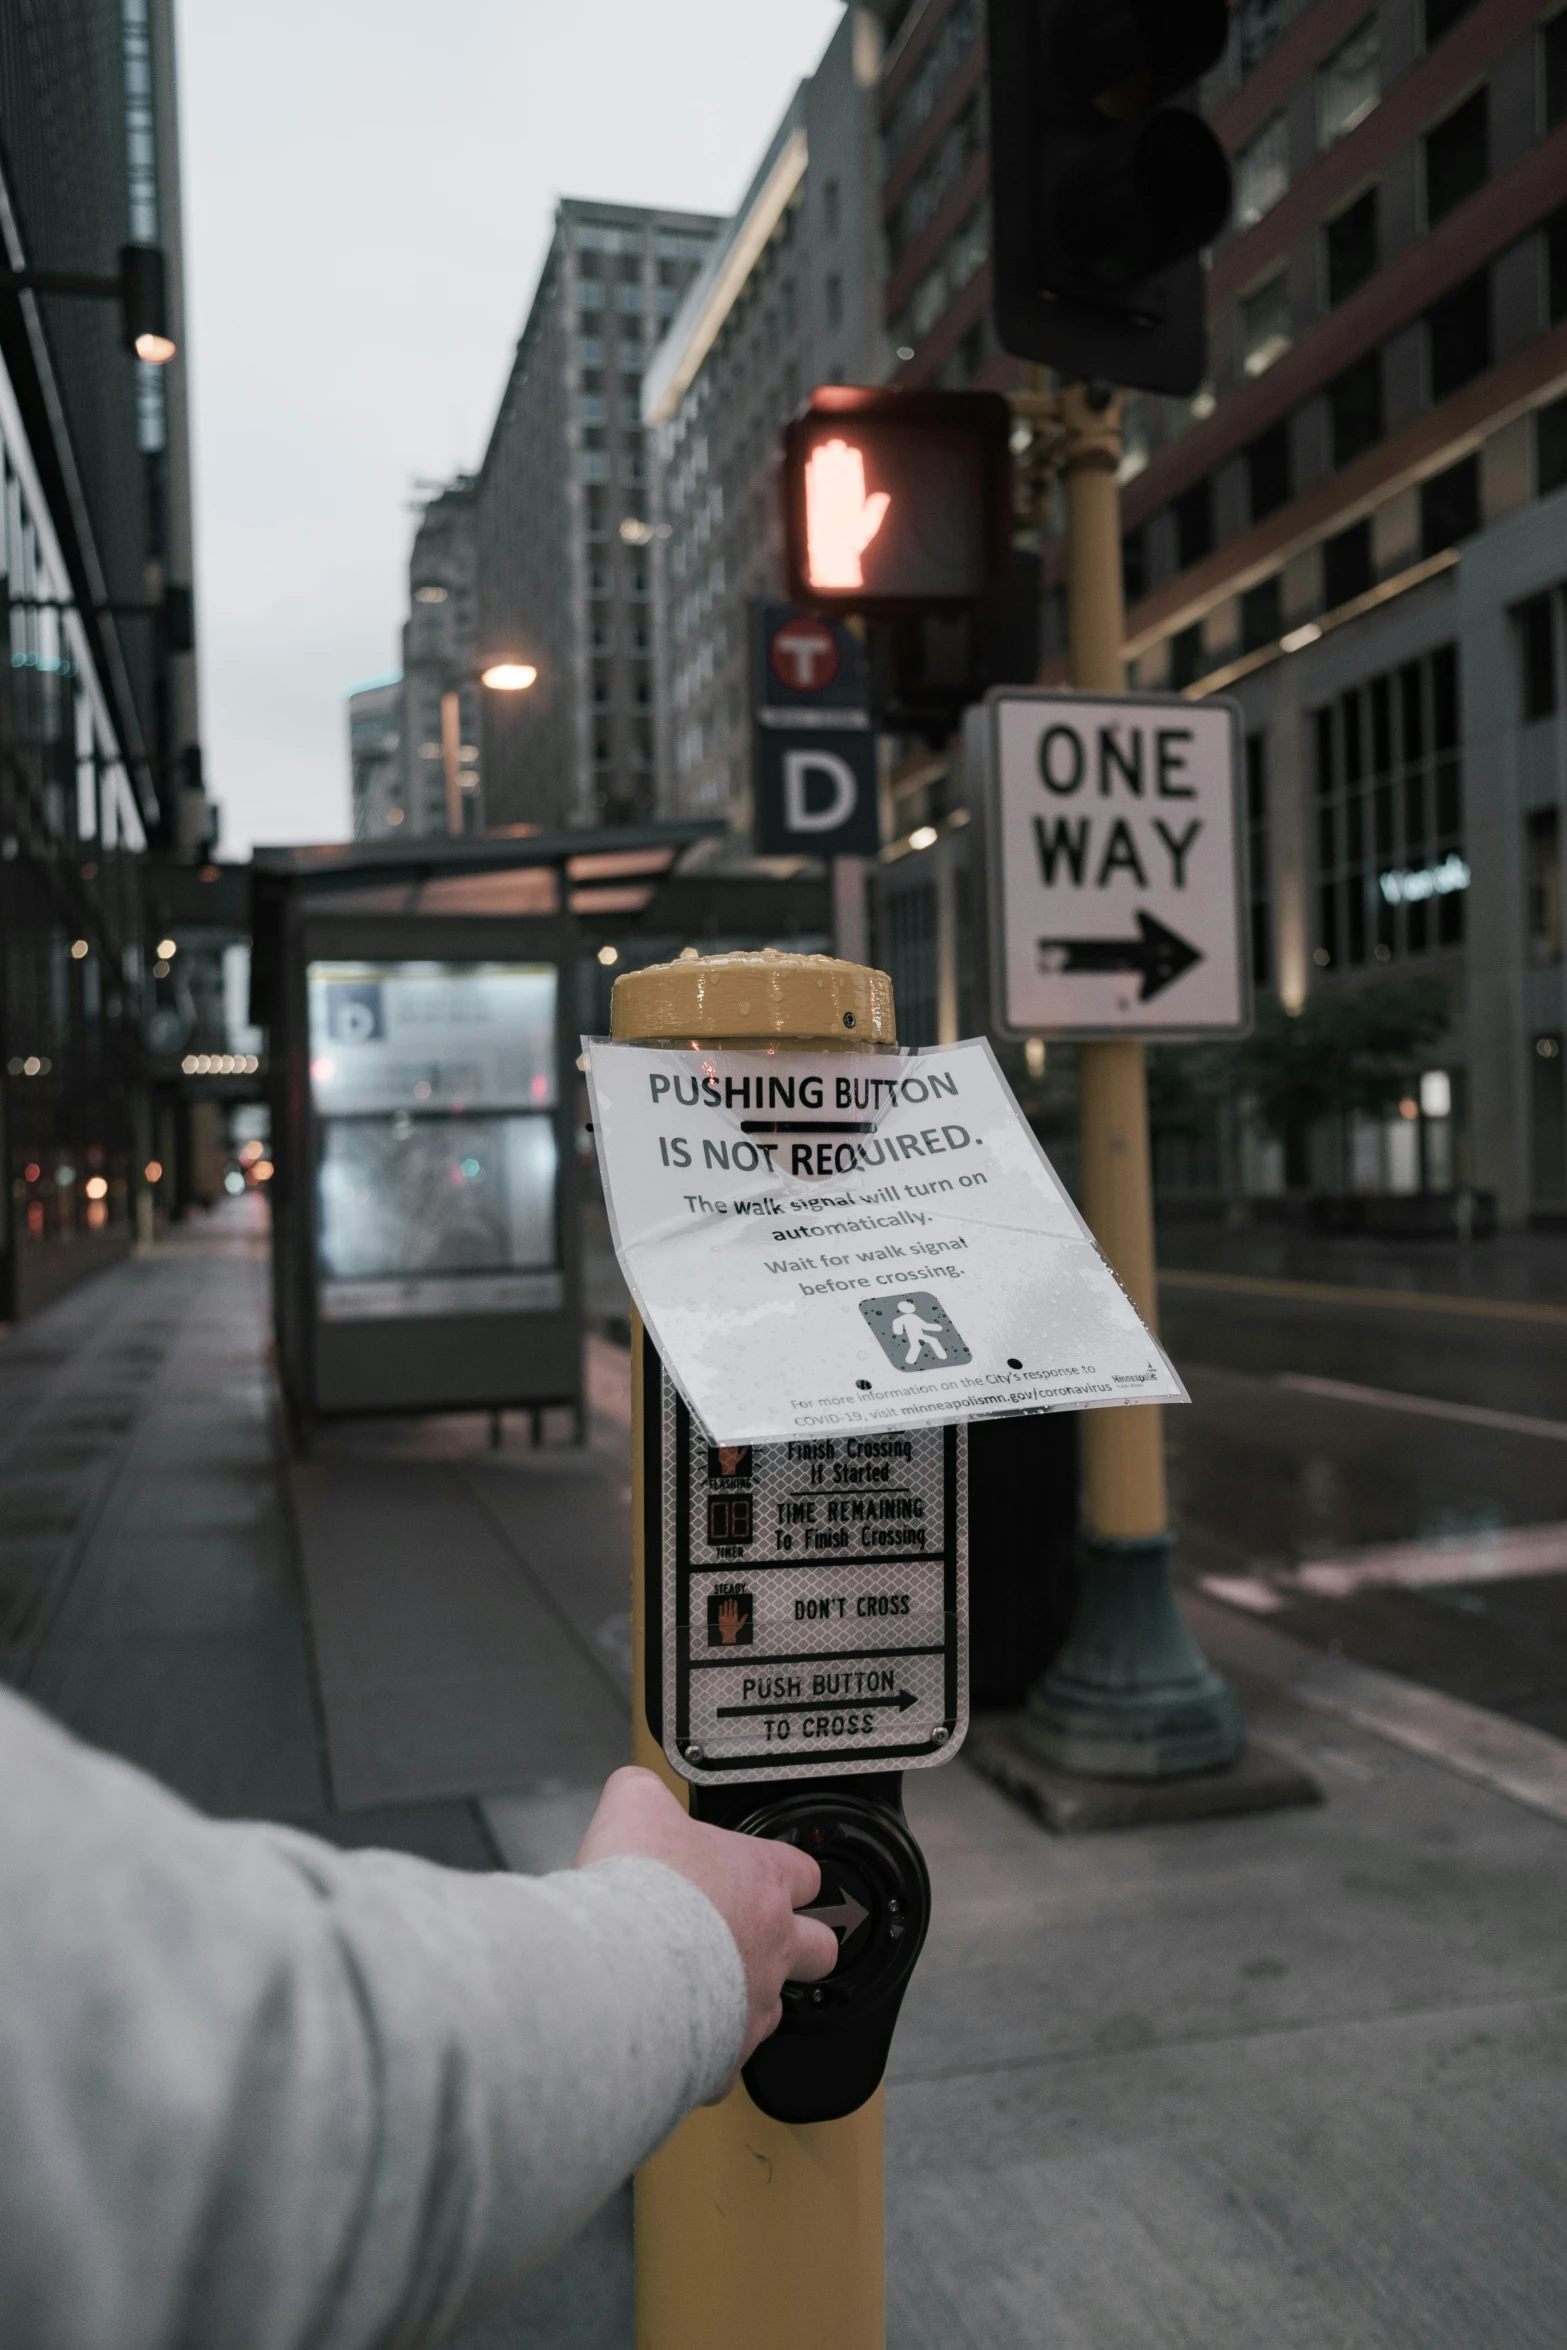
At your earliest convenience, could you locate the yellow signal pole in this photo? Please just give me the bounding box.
[1022,385,1241,1778]
[612,948,896,2350]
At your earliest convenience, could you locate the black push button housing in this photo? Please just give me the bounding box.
[694,1773,930,2123]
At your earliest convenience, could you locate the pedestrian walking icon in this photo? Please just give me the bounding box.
[858,1292,972,1374]
[893,1301,945,1363]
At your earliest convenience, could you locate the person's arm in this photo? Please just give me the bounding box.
[0,1689,833,2350]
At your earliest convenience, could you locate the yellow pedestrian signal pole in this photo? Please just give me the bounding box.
[613,949,895,2350]
[1022,384,1241,1778]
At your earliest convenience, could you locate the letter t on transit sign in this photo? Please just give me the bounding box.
[974,687,1252,1038]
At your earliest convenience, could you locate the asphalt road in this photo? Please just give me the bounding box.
[1160,1264,1567,1740]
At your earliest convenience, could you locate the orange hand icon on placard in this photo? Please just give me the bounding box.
[804,439,891,590]
[716,1597,744,1645]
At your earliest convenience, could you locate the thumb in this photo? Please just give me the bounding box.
[854,490,891,553]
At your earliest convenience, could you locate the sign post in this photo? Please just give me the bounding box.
[615,950,899,2350]
[988,384,1244,1779]
[595,952,1182,2339]
[751,602,879,960]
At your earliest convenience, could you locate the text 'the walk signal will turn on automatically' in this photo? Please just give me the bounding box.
[986,0,1233,394]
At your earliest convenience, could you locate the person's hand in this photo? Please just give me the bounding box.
[575,1766,838,2073]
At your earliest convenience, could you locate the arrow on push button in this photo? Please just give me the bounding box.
[799,1890,871,1941]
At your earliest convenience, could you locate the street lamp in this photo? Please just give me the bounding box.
[440,658,538,834]
[0,242,176,364]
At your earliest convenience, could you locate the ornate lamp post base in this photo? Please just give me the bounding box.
[1020,1534,1244,1782]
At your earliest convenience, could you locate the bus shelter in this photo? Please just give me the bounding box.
[251,823,721,1436]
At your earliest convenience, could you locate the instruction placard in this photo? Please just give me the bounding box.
[644,1343,966,1782]
[976,687,1249,1038]
[586,1036,1185,1445]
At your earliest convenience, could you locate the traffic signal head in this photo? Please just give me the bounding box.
[987,0,1232,394]
[782,387,1014,615]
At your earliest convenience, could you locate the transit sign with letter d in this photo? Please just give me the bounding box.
[974,687,1250,1038]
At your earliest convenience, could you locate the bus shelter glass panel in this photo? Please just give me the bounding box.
[306,960,563,1322]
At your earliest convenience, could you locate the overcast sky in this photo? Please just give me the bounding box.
[175,0,844,859]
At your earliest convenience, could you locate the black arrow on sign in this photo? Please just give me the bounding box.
[1035,911,1203,1002]
[715,1689,919,1719]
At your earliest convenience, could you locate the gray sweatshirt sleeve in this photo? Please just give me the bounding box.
[0,1685,746,2350]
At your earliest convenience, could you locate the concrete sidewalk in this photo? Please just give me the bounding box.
[4,1204,1565,2348]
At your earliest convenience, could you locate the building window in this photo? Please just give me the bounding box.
[580,452,609,483]
[823,177,840,236]
[1426,271,1491,402]
[1234,0,1290,78]
[1324,189,1378,306]
[1424,90,1488,227]
[1241,575,1283,651]
[1317,19,1380,149]
[1516,593,1558,720]
[1170,622,1206,689]
[825,272,843,330]
[1547,13,1567,130]
[1547,206,1567,324]
[1328,351,1383,466]
[1534,1032,1567,1202]
[1122,528,1147,604]
[1420,455,1480,556]
[579,281,605,312]
[1234,113,1289,230]
[1424,0,1478,47]
[1241,271,1292,375]
[880,886,939,1048]
[1174,478,1214,568]
[1323,518,1374,607]
[1311,643,1464,970]
[1539,392,1567,496]
[882,0,982,169]
[1246,732,1272,987]
[1528,809,1562,966]
[1247,420,1292,520]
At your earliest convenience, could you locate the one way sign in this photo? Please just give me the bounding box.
[976,688,1250,1037]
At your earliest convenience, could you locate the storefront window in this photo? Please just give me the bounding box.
[1311,645,1465,970]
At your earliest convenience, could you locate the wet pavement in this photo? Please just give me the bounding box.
[3,1199,1566,2346]
[1159,1268,1567,1744]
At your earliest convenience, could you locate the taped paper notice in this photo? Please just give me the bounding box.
[585,1037,1186,1446]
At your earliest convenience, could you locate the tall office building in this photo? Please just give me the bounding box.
[1108,0,1567,1221]
[474,199,720,834]
[347,678,404,838]
[643,8,886,829]
[866,0,1567,1216]
[0,0,210,1316]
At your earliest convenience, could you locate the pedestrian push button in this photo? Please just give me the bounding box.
[732,1783,931,2123]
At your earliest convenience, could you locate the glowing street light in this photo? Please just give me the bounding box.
[480,662,538,692]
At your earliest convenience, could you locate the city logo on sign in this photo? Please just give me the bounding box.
[768,616,839,693]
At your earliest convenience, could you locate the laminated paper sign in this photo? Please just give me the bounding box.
[585,1036,1185,1447]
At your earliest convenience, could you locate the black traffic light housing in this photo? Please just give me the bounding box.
[783,387,1014,616]
[986,0,1232,394]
